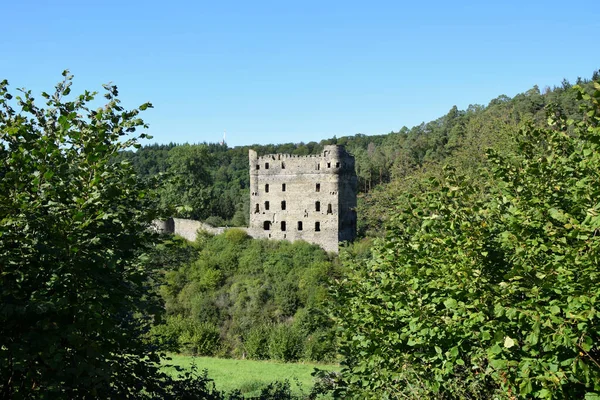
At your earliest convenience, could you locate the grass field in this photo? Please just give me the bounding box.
[162,354,339,396]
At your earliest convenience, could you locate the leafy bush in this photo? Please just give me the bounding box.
[245,324,272,360]
[303,329,337,363]
[0,72,171,397]
[179,322,222,356]
[268,324,304,362]
[334,83,600,398]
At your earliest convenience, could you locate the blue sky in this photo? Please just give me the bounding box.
[1,0,598,147]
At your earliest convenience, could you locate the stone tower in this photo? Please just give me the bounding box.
[247,145,357,253]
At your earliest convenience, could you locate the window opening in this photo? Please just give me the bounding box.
[265,162,269,169]
[281,221,286,231]
[327,203,332,214]
[255,204,259,213]
[265,184,269,193]
[315,222,321,232]
[327,162,331,168]
[315,201,321,212]
[265,201,270,210]
[317,163,320,170]
[297,221,303,231]
[263,221,271,230]
[336,162,340,168]
[256,165,260,170]
[282,183,286,191]
[281,201,286,210]
[316,183,320,192]
[282,162,285,169]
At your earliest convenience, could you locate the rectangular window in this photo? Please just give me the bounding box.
[315,222,321,232]
[265,184,269,193]
[281,201,286,210]
[297,221,303,231]
[265,162,269,169]
[336,162,340,168]
[265,201,270,210]
[327,203,332,214]
[327,162,331,168]
[263,221,271,230]
[282,162,285,169]
[256,165,260,170]
[282,183,286,192]
[315,201,321,212]
[316,183,320,192]
[281,221,286,231]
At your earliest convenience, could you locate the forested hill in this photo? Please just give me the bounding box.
[117,70,600,234]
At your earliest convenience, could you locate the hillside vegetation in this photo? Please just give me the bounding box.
[151,230,342,363]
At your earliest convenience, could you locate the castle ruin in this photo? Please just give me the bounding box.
[246,145,357,252]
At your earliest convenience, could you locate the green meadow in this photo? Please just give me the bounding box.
[162,354,340,396]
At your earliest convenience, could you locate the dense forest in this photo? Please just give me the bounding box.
[2,69,600,398]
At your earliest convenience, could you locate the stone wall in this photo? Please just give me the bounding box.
[153,218,227,242]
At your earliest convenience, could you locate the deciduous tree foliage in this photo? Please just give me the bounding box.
[0,72,169,398]
[156,230,341,363]
[333,82,600,399]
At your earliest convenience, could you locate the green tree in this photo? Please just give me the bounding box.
[161,144,214,220]
[334,82,600,399]
[0,72,169,398]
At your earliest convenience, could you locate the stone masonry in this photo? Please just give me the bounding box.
[246,145,357,253]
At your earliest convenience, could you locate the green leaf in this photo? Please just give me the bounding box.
[444,298,458,309]
[504,336,516,348]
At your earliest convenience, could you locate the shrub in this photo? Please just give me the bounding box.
[0,72,170,397]
[268,324,304,362]
[179,321,222,356]
[224,228,250,244]
[244,324,271,360]
[303,329,337,363]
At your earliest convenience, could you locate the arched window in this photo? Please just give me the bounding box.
[265,201,270,210]
[297,221,303,231]
[315,201,321,212]
[281,201,286,210]
[263,221,271,230]
[281,221,286,231]
[315,222,321,232]
[327,203,332,214]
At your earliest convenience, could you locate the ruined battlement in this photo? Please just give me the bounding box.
[247,145,357,252]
